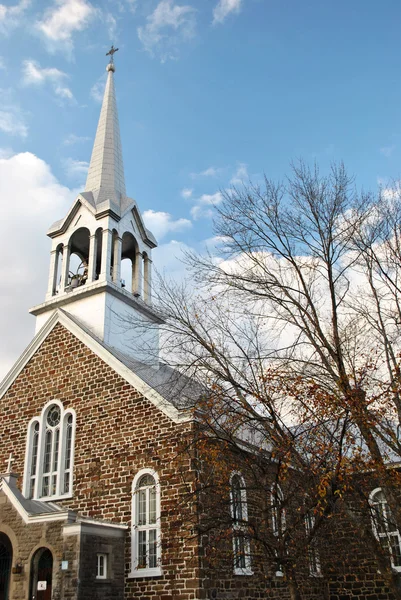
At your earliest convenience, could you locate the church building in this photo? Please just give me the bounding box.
[0,51,398,600]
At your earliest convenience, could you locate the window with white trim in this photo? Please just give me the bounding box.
[271,483,286,536]
[304,510,321,576]
[96,554,108,579]
[130,469,161,577]
[271,483,286,577]
[24,401,76,500]
[230,473,252,575]
[370,488,401,571]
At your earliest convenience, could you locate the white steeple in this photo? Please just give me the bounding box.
[30,48,161,365]
[85,61,126,207]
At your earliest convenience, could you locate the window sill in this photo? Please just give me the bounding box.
[234,568,253,576]
[128,568,162,579]
[31,493,73,502]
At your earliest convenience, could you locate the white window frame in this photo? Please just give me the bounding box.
[304,510,321,577]
[96,553,108,579]
[23,400,76,501]
[230,472,253,576]
[369,487,401,572]
[271,483,286,537]
[129,468,162,578]
[271,483,286,577]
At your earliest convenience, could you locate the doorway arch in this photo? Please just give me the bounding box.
[0,533,12,600]
[29,548,53,600]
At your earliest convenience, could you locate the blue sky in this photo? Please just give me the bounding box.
[1,0,401,376]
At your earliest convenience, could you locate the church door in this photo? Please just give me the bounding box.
[0,533,12,600]
[29,548,53,600]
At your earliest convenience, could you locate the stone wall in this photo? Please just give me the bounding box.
[0,492,80,600]
[0,323,200,600]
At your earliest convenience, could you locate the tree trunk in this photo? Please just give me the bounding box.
[287,571,302,600]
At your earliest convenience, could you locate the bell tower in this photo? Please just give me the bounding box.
[30,49,162,365]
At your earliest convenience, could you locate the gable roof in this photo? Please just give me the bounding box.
[0,310,197,424]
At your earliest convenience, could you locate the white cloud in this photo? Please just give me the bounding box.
[154,239,192,280]
[0,57,5,70]
[22,60,66,84]
[0,111,28,138]
[0,151,77,379]
[212,0,241,24]
[105,12,117,39]
[143,209,192,240]
[377,178,401,201]
[201,166,220,176]
[63,157,89,181]
[230,162,248,185]
[0,0,30,35]
[380,145,395,158]
[63,133,90,145]
[0,89,28,138]
[22,59,75,102]
[54,85,74,99]
[0,148,15,158]
[190,205,213,220]
[190,191,223,220]
[90,73,106,103]
[137,0,197,62]
[198,191,223,205]
[190,166,223,178]
[181,187,193,199]
[126,0,137,11]
[36,0,97,53]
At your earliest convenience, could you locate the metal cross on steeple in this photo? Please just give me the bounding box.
[106,45,119,64]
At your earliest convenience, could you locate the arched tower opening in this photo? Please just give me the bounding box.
[88,226,103,282]
[121,232,140,295]
[52,243,64,296]
[68,227,90,289]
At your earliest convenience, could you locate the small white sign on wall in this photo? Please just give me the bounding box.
[37,581,47,591]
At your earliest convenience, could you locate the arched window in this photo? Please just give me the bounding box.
[24,401,76,500]
[130,469,161,577]
[304,508,321,576]
[370,488,401,570]
[230,473,252,575]
[271,483,286,536]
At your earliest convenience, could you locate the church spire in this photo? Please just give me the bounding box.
[85,47,126,206]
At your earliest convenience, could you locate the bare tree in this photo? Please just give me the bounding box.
[125,162,401,598]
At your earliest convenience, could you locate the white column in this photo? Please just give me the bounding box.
[46,249,58,298]
[143,256,152,304]
[100,229,113,282]
[133,251,143,296]
[88,234,97,283]
[60,244,70,291]
[112,236,122,285]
